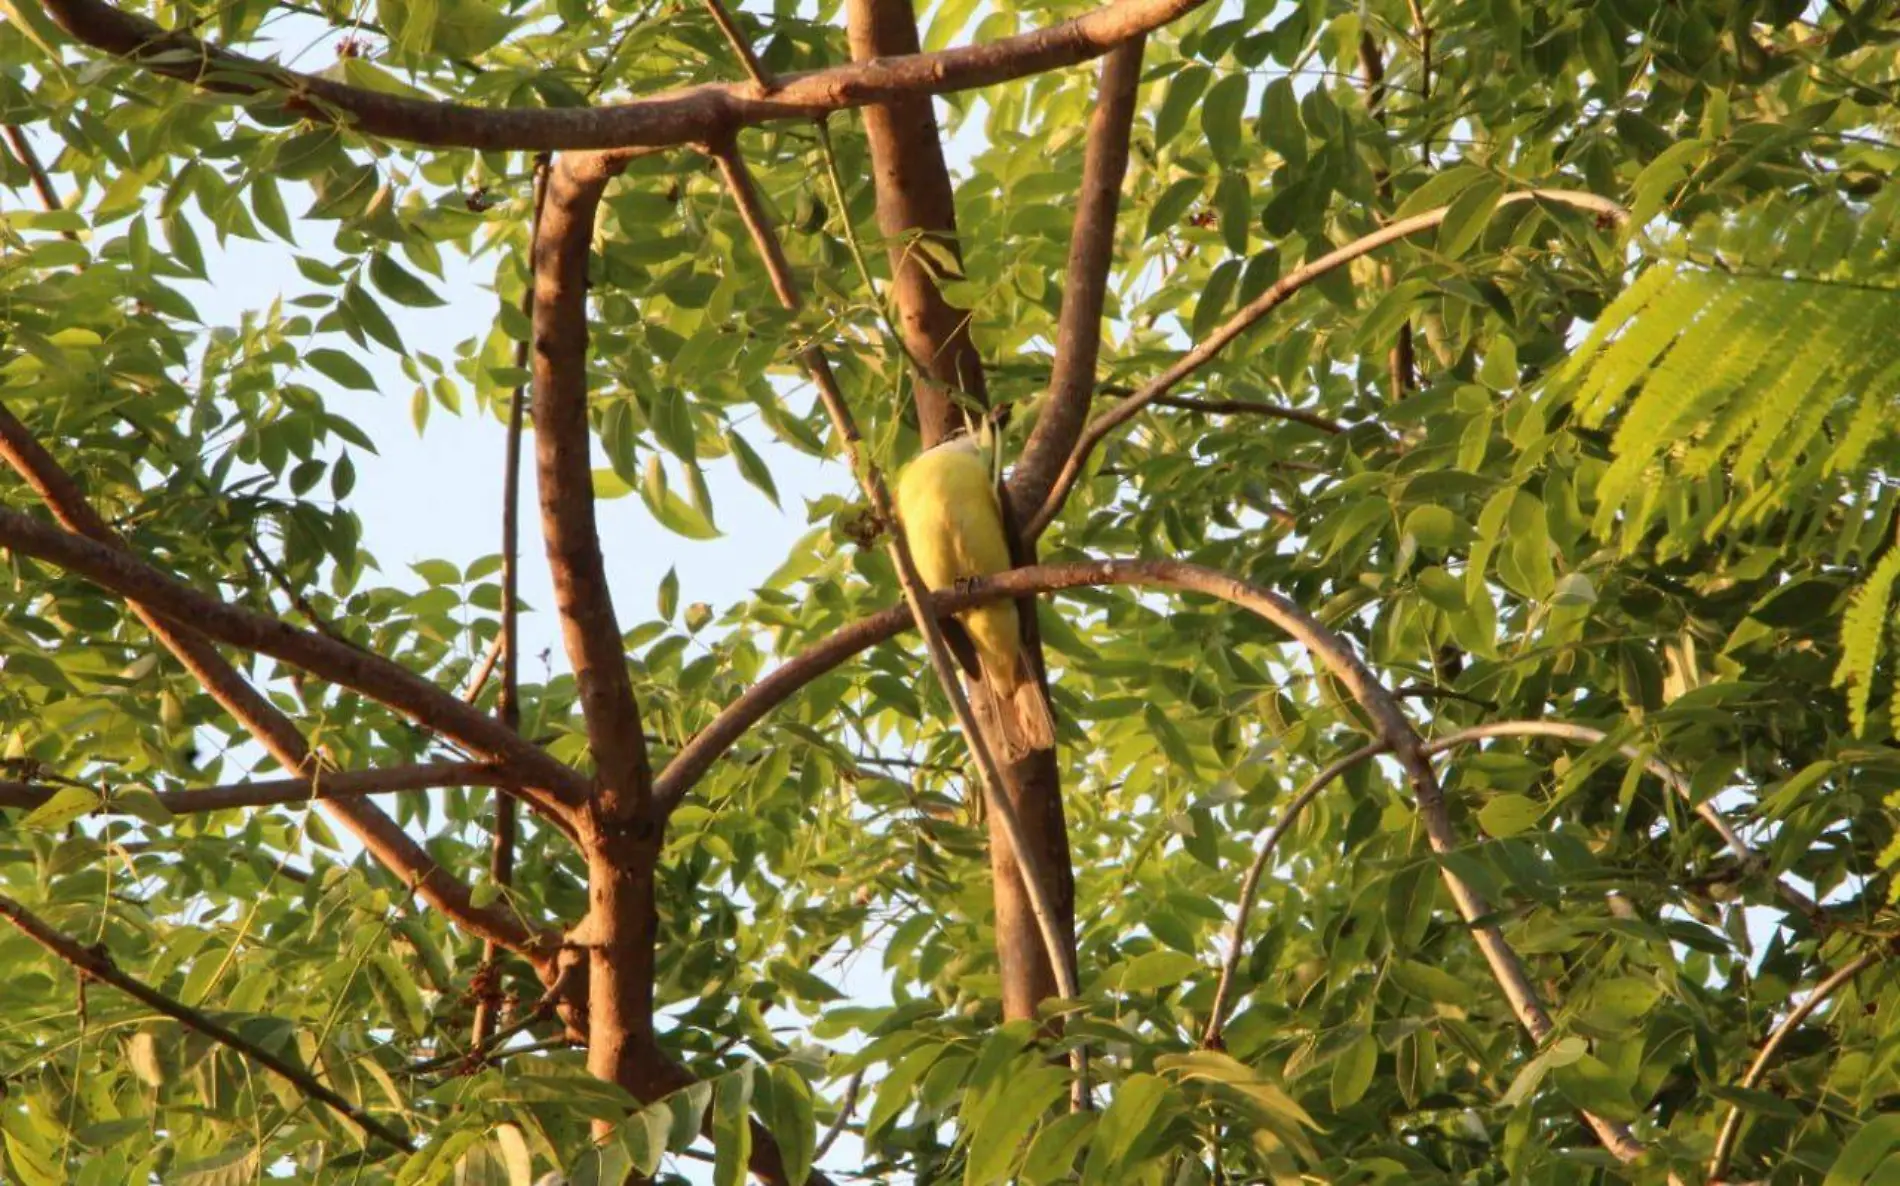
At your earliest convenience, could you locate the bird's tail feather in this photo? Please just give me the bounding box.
[979,659,1056,761]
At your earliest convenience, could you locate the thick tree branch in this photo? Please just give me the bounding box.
[0,760,502,814]
[0,891,414,1151]
[0,407,565,960]
[37,0,1205,151]
[1709,951,1880,1183]
[846,0,989,441]
[712,142,1082,1012]
[0,501,587,815]
[536,152,653,821]
[1023,188,1628,541]
[1007,38,1144,526]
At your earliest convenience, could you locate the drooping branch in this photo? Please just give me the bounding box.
[1203,742,1385,1047]
[535,151,653,821]
[1708,951,1880,1183]
[1104,389,1348,434]
[1022,188,1628,541]
[1007,37,1144,527]
[711,142,1082,1010]
[0,502,587,814]
[38,0,1206,151]
[0,407,564,961]
[0,891,415,1152]
[0,760,503,814]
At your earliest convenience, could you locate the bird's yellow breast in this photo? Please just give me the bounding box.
[894,439,1014,590]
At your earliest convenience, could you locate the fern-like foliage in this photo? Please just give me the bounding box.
[1557,259,1900,734]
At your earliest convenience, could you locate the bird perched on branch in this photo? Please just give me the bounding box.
[895,430,1056,760]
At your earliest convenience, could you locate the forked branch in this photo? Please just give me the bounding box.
[709,142,1081,1005]
[40,0,1207,150]
[0,760,504,814]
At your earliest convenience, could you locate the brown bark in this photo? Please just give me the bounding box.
[1008,38,1144,528]
[534,153,652,820]
[846,0,1079,1025]
[40,0,1205,151]
[0,409,563,961]
[846,0,986,440]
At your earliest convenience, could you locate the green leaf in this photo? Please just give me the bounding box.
[1436,175,1506,259]
[1478,793,1544,837]
[642,456,720,539]
[963,1065,1070,1186]
[22,787,101,831]
[1190,258,1240,341]
[306,348,379,391]
[727,429,781,508]
[369,253,447,308]
[1155,66,1212,151]
[1021,1112,1096,1184]
[1200,73,1249,164]
[1118,950,1201,994]
[757,1067,815,1186]
[713,1066,754,1186]
[1146,178,1204,241]
[1396,164,1494,220]
[658,567,679,621]
[1329,1032,1377,1109]
[1078,1074,1178,1186]
[1257,77,1306,165]
[1826,1115,1900,1186]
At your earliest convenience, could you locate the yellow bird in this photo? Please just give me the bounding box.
[895,432,1056,760]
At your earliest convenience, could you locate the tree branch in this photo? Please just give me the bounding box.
[846,0,990,441]
[0,760,503,814]
[1355,29,1417,401]
[649,555,1648,1158]
[0,407,565,960]
[1708,950,1880,1183]
[0,501,587,815]
[38,0,1206,151]
[0,891,414,1151]
[711,141,1083,1010]
[535,151,653,821]
[1112,390,1348,434]
[702,0,775,89]
[1022,188,1628,541]
[1007,37,1144,527]
[2,124,76,239]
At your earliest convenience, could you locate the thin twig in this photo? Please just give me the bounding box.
[1708,951,1880,1182]
[1024,188,1627,541]
[462,631,505,703]
[814,1068,865,1160]
[0,891,414,1150]
[476,153,548,1050]
[702,0,775,89]
[1204,742,1385,1046]
[0,760,504,814]
[2,125,77,240]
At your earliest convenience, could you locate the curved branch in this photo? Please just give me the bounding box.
[652,557,1646,1159]
[0,761,502,814]
[1708,950,1879,1183]
[0,503,589,814]
[1203,742,1386,1047]
[535,152,651,818]
[40,0,1205,151]
[0,891,414,1151]
[0,407,564,961]
[1006,37,1144,523]
[1022,188,1628,541]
